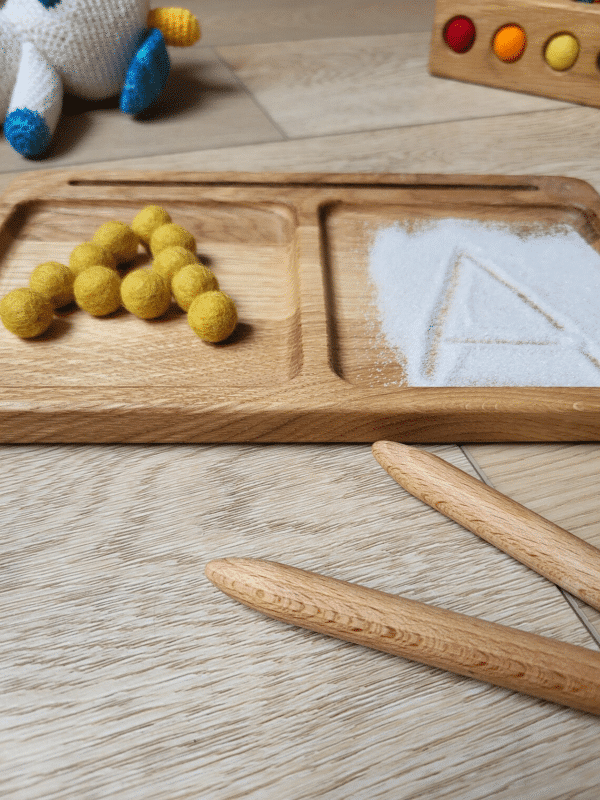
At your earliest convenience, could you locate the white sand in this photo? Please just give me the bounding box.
[367,218,600,386]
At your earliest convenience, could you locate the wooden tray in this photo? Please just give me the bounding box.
[1,169,600,443]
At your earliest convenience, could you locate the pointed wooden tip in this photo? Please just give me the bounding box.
[372,440,412,471]
[205,557,235,588]
[205,557,262,592]
[205,558,220,582]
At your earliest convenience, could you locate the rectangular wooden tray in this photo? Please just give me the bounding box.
[1,169,599,443]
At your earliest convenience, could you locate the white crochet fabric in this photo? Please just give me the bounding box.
[0,18,21,119]
[1,0,148,100]
[0,0,199,157]
[7,41,63,135]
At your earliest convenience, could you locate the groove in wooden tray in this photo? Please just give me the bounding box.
[69,178,542,191]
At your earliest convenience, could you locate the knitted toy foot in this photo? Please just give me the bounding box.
[5,42,62,158]
[4,109,52,158]
[120,28,170,115]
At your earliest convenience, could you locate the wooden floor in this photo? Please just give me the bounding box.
[3,1,600,798]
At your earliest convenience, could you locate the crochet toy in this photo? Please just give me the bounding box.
[0,0,201,158]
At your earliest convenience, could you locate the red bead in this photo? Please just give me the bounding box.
[444,16,476,53]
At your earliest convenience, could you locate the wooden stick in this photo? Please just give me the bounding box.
[205,557,600,715]
[372,441,600,612]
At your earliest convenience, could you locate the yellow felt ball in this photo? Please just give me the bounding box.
[29,261,75,308]
[69,242,117,275]
[544,33,579,71]
[131,205,172,246]
[74,266,122,316]
[152,245,198,289]
[188,290,237,342]
[92,221,139,263]
[172,263,219,311]
[121,268,171,319]
[150,223,196,256]
[0,288,53,338]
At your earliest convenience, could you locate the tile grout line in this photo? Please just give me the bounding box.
[204,26,437,50]
[261,105,576,143]
[203,43,576,143]
[460,445,600,650]
[0,106,580,178]
[297,104,578,142]
[211,47,291,142]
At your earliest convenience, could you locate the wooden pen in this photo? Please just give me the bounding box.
[205,556,600,715]
[372,441,600,613]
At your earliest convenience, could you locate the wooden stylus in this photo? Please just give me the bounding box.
[205,557,600,714]
[372,441,600,613]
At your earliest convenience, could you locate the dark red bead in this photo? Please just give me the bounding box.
[444,16,476,53]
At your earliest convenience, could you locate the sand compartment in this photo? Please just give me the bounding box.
[323,203,600,387]
[368,217,600,386]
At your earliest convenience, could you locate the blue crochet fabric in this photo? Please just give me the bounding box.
[4,108,51,158]
[120,28,170,115]
[36,0,63,7]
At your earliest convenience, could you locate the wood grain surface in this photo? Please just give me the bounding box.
[3,1,600,798]
[3,442,600,800]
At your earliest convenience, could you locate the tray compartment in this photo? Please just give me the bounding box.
[322,200,600,388]
[0,198,302,389]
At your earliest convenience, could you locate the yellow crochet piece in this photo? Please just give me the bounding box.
[147,7,201,47]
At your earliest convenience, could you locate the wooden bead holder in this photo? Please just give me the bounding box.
[429,0,600,107]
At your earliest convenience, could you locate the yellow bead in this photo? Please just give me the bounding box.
[172,263,219,311]
[92,221,139,263]
[29,261,75,308]
[152,245,198,288]
[188,290,237,342]
[131,206,172,246]
[74,266,122,316]
[0,288,53,338]
[121,269,171,319]
[150,223,196,256]
[69,242,117,275]
[544,33,579,71]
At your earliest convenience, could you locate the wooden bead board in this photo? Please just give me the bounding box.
[1,169,600,443]
[429,0,600,107]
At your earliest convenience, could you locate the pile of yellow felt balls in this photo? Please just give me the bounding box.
[0,206,238,343]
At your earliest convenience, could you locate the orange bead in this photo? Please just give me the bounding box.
[493,24,526,62]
